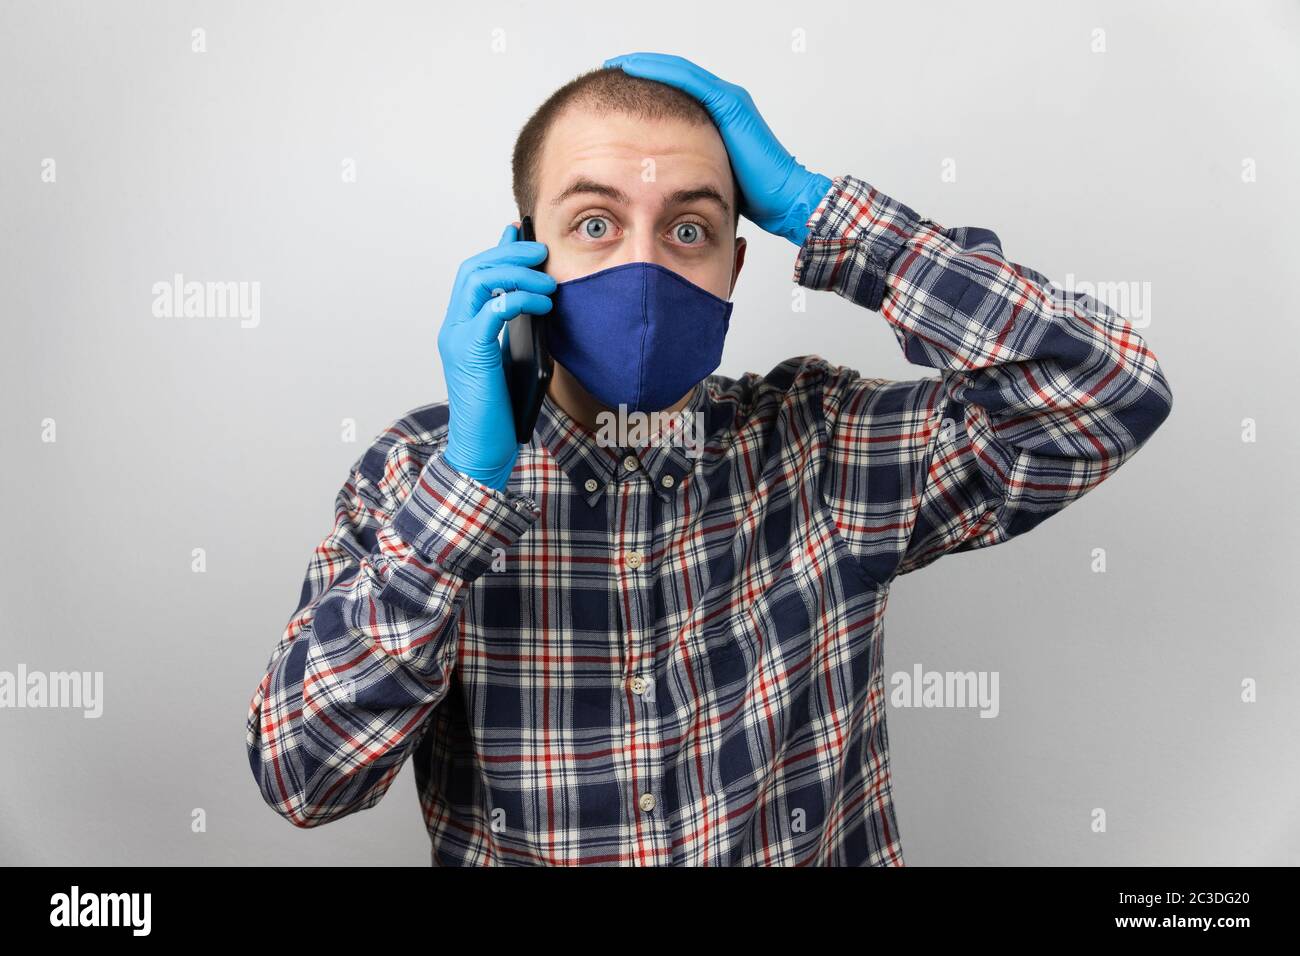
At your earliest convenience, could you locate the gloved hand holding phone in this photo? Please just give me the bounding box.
[438,223,555,492]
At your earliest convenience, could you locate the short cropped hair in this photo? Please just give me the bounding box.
[511,66,741,230]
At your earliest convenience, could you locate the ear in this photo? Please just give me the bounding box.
[728,236,747,298]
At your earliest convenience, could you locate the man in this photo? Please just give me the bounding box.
[245,53,1173,866]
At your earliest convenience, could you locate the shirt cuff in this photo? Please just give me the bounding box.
[391,450,540,580]
[793,174,921,311]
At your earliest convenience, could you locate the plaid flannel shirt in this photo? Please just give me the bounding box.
[246,174,1173,865]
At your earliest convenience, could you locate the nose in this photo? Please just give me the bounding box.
[620,217,670,269]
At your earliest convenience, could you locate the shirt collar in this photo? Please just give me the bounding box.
[529,380,716,507]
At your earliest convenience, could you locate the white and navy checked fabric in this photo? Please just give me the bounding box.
[246,175,1173,865]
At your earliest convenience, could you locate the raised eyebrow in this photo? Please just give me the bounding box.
[663,186,730,218]
[550,177,632,207]
[550,178,730,218]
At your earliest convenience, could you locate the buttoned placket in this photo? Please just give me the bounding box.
[611,448,670,865]
[528,385,710,865]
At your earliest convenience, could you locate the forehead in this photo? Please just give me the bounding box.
[536,105,733,204]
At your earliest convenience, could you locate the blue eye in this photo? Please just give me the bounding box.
[582,217,609,239]
[674,222,707,244]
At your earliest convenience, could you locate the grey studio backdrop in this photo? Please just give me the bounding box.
[1,0,1296,866]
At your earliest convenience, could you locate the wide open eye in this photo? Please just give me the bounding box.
[579,216,611,239]
[672,220,710,245]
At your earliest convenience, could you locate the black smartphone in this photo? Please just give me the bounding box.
[503,214,553,444]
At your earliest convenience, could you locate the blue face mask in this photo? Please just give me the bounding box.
[546,261,733,413]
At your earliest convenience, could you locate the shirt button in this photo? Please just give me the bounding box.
[625,550,643,569]
[660,474,675,488]
[623,455,638,472]
[584,478,598,492]
[630,676,646,695]
[639,793,656,813]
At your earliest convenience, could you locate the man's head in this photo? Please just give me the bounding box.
[511,67,746,302]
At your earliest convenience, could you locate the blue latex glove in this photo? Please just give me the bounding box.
[438,224,555,491]
[603,52,832,246]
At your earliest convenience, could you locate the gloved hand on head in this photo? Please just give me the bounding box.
[603,52,832,246]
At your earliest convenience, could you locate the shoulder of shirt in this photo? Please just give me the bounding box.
[747,353,857,408]
[697,355,840,427]
[746,353,921,419]
[756,354,835,392]
[695,355,837,441]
